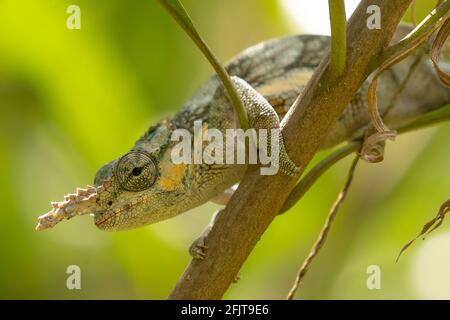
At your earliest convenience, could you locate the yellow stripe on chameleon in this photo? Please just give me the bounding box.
[256,69,313,97]
[158,162,187,192]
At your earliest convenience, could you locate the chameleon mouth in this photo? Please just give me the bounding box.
[93,211,116,229]
[93,193,158,230]
[93,198,139,230]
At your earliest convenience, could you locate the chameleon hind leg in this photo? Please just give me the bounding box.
[231,76,300,176]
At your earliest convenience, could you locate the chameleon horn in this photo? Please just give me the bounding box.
[36,184,103,231]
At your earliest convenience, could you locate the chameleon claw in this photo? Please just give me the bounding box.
[189,236,209,260]
[278,152,301,177]
[280,162,301,177]
[232,272,241,283]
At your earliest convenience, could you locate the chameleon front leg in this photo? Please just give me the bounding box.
[192,183,238,258]
[189,209,221,259]
[231,76,300,177]
[189,208,241,282]
[190,184,237,258]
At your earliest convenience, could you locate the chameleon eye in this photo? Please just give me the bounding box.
[115,151,157,191]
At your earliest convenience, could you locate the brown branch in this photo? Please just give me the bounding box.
[286,155,359,300]
[168,0,413,300]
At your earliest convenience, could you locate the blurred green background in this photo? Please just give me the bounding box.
[0,0,449,299]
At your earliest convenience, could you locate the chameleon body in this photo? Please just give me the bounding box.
[36,33,450,234]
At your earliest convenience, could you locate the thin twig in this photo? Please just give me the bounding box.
[361,1,450,164]
[368,0,450,134]
[286,155,360,300]
[430,17,450,86]
[397,199,450,262]
[380,0,450,65]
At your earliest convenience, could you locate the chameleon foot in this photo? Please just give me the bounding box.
[189,236,209,260]
[279,153,300,177]
[277,132,301,176]
[230,76,301,177]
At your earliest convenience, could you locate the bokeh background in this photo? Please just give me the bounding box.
[0,0,449,299]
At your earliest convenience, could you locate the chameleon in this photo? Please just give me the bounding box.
[36,30,450,258]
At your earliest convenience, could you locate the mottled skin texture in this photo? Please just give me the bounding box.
[36,34,450,234]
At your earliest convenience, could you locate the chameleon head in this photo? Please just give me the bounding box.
[92,146,189,231]
[92,149,160,230]
[36,122,191,232]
